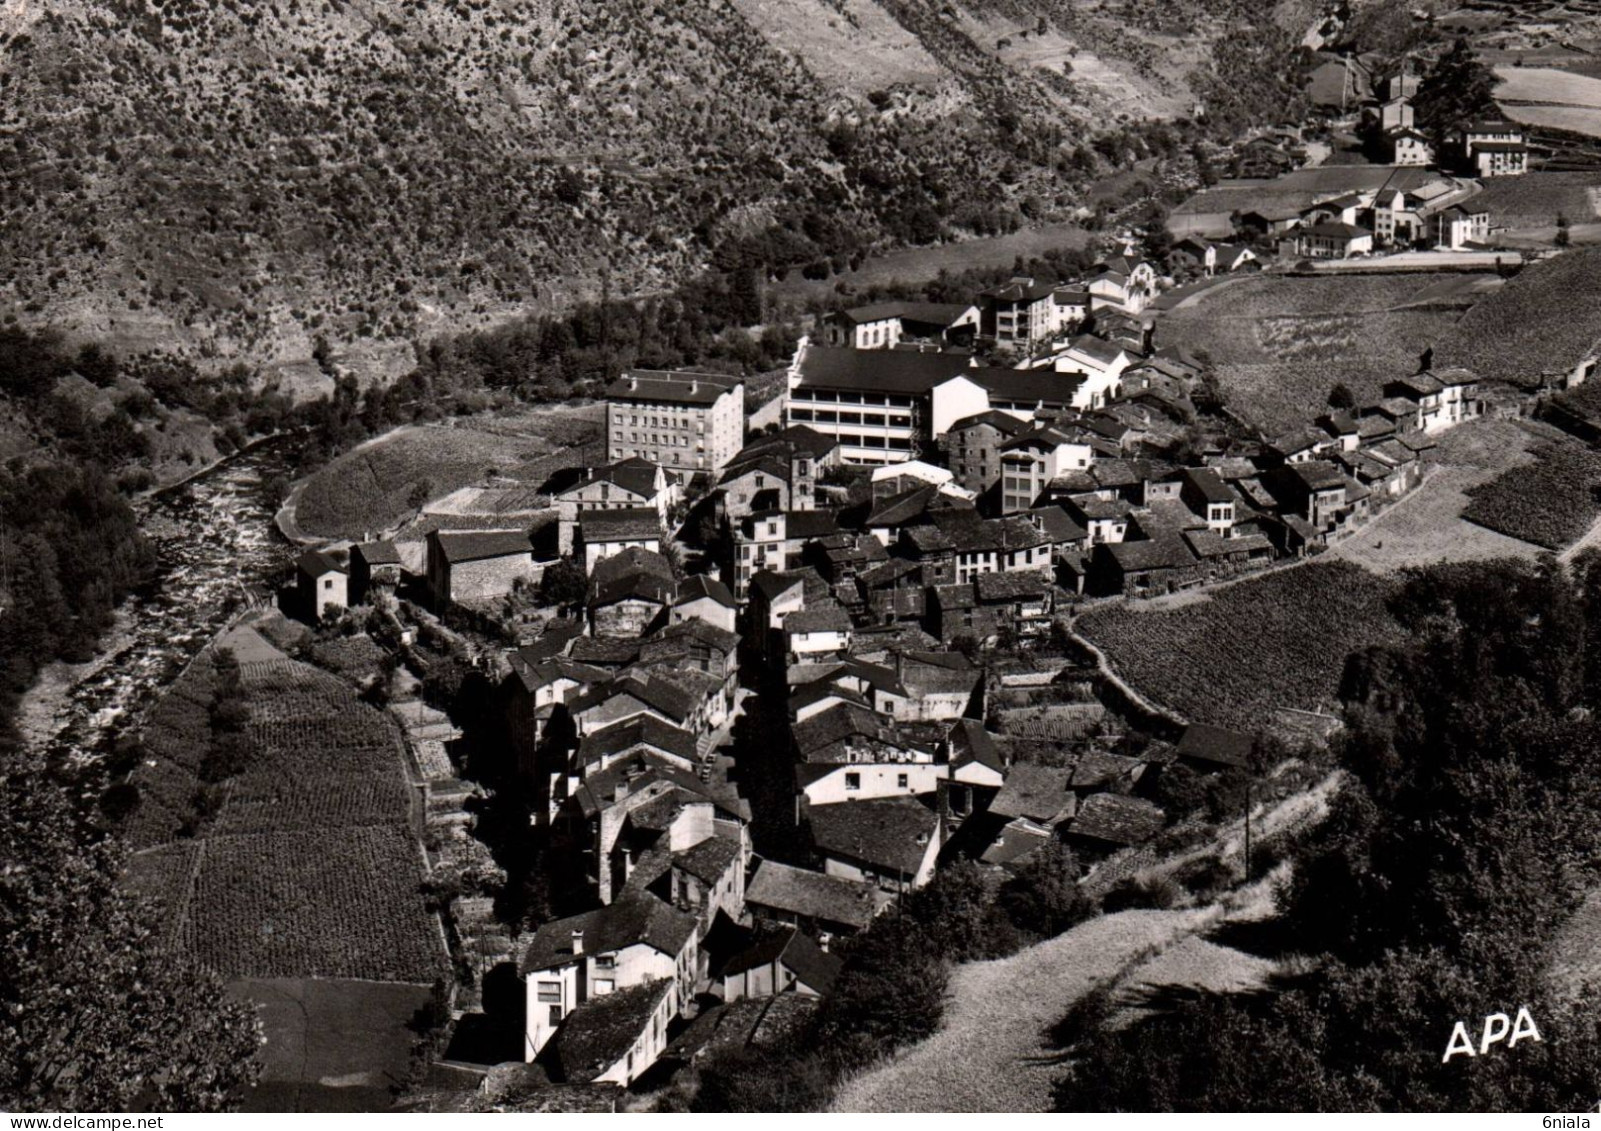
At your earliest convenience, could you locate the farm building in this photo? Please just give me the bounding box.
[426,528,541,606]
[348,540,402,605]
[1295,221,1374,259]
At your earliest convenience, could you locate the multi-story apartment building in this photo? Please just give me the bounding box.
[997,425,1095,514]
[605,370,745,475]
[979,277,1057,349]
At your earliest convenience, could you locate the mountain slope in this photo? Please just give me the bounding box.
[0,0,1287,383]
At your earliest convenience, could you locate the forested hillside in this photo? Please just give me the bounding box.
[0,0,1311,381]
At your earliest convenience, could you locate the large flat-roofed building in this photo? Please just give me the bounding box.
[785,339,1093,465]
[605,370,745,475]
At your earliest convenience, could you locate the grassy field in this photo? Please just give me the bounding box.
[1332,419,1554,574]
[832,908,1214,1112]
[294,404,603,540]
[233,978,436,1113]
[1472,171,1601,233]
[1159,274,1475,434]
[1077,561,1406,733]
[769,222,1094,305]
[1497,66,1601,137]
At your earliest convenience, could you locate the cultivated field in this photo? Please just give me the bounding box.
[1160,274,1475,434]
[1472,171,1601,233]
[1333,418,1553,573]
[1437,247,1601,382]
[294,404,604,539]
[127,619,446,984]
[1077,561,1406,732]
[1462,438,1601,549]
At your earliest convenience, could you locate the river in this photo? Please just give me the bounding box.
[22,441,298,782]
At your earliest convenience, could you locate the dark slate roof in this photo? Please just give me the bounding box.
[509,653,609,695]
[433,530,533,564]
[351,540,401,567]
[795,345,974,395]
[1293,460,1347,492]
[590,566,676,609]
[676,573,736,609]
[808,796,939,875]
[1028,506,1088,545]
[549,979,674,1084]
[568,637,643,666]
[964,366,1087,405]
[1183,467,1234,505]
[975,571,1052,603]
[720,928,843,995]
[1069,793,1166,846]
[930,511,1046,553]
[785,602,853,635]
[1104,536,1196,573]
[296,549,346,576]
[745,861,882,930]
[1176,722,1254,767]
[948,717,1004,775]
[672,834,743,885]
[578,715,698,766]
[865,484,942,529]
[982,277,1057,302]
[792,702,894,758]
[580,508,662,543]
[1070,751,1144,790]
[948,410,1031,437]
[650,616,740,656]
[837,301,975,327]
[520,895,697,974]
[606,369,741,405]
[1302,221,1370,239]
[785,509,841,542]
[566,457,661,500]
[989,763,1076,824]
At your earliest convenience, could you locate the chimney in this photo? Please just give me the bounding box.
[690,379,698,394]
[629,375,638,391]
[614,782,629,802]
[571,929,584,956]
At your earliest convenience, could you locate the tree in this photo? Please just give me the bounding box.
[537,556,588,609]
[1328,382,1355,410]
[1413,39,1498,148]
[999,840,1093,939]
[0,766,263,1110]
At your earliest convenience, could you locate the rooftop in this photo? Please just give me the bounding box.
[432,529,532,565]
[808,796,939,875]
[580,508,663,543]
[745,860,884,930]
[520,894,697,974]
[548,979,674,1084]
[795,344,974,396]
[606,369,741,405]
[1069,793,1166,847]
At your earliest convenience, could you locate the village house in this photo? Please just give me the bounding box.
[718,928,842,1003]
[556,458,672,556]
[1065,793,1167,856]
[580,508,664,574]
[783,599,854,665]
[806,795,941,893]
[1048,337,1133,407]
[546,977,677,1087]
[605,369,746,474]
[1389,127,1433,167]
[1089,535,1199,598]
[295,549,348,620]
[521,894,700,1063]
[1435,205,1490,250]
[426,529,541,607]
[506,652,610,789]
[670,574,737,634]
[744,859,886,938]
[1295,221,1374,259]
[940,717,1007,830]
[979,276,1058,350]
[347,540,401,605]
[1263,460,1351,534]
[997,424,1096,514]
[1175,722,1254,772]
[820,301,980,350]
[588,548,676,639]
[1382,368,1481,433]
[1460,120,1528,177]
[716,425,839,520]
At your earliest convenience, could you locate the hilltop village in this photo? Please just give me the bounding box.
[257,49,1601,1098]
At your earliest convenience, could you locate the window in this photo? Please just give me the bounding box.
[595,954,616,970]
[548,1005,563,1024]
[324,579,334,590]
[593,978,615,995]
[537,981,562,1003]
[845,772,861,791]
[897,773,909,789]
